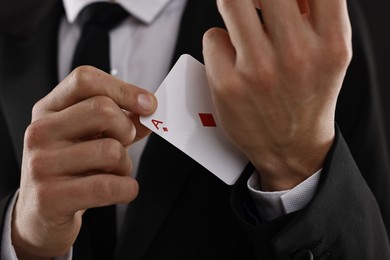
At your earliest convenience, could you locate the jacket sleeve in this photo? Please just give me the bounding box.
[335,0,390,236]
[0,193,16,259]
[231,127,390,259]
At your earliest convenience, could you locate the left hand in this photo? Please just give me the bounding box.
[202,0,352,191]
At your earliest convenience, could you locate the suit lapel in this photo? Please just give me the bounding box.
[113,1,225,259]
[0,0,59,38]
[0,1,63,164]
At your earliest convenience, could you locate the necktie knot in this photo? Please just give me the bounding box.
[78,2,129,30]
[71,2,129,73]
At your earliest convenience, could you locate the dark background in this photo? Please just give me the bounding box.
[357,0,390,149]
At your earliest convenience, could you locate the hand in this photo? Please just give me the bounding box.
[202,0,352,191]
[12,66,157,259]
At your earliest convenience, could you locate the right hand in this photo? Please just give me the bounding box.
[11,66,157,259]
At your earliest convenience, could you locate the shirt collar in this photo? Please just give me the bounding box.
[63,0,172,24]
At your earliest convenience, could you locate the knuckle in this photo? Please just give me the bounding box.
[203,27,225,45]
[24,120,46,149]
[329,39,352,68]
[26,152,50,179]
[98,139,124,166]
[90,96,117,119]
[31,98,45,118]
[122,179,138,202]
[319,37,352,71]
[217,0,237,11]
[71,65,98,92]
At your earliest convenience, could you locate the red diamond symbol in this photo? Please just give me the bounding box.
[198,113,217,127]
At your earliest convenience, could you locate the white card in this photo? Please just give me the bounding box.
[140,54,249,185]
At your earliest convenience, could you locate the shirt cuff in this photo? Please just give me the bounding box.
[1,190,73,260]
[247,169,321,221]
[1,191,18,259]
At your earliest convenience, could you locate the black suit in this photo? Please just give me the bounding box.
[1,1,389,259]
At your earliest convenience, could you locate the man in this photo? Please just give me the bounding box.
[1,0,389,259]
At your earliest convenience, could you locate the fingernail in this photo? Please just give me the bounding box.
[138,93,154,111]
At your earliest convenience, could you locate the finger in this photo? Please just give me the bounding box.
[44,96,136,146]
[258,0,305,41]
[58,175,139,212]
[308,0,351,36]
[36,66,157,117]
[33,138,132,177]
[203,28,235,83]
[129,113,152,143]
[216,0,265,58]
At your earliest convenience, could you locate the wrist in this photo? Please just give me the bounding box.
[11,201,52,260]
[252,134,333,192]
[255,161,321,191]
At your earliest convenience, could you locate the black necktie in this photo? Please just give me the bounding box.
[70,3,129,259]
[71,2,129,72]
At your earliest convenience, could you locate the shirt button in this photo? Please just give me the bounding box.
[110,68,118,76]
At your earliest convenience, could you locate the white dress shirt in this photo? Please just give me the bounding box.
[1,0,321,258]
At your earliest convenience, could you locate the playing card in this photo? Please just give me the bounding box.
[140,54,249,185]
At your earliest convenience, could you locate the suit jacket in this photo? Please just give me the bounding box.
[0,0,389,259]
